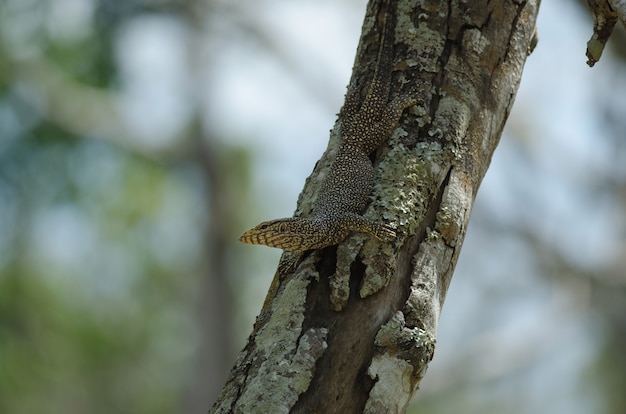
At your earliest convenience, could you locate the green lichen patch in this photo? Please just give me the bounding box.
[411,103,431,127]
[365,354,414,412]
[371,141,445,236]
[237,265,325,413]
[374,311,436,369]
[360,241,397,298]
[435,205,460,246]
[397,14,446,74]
[430,93,471,147]
[425,228,440,242]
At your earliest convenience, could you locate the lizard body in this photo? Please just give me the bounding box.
[240,8,415,269]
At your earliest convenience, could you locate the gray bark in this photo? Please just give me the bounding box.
[210,0,540,412]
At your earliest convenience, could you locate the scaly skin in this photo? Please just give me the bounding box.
[240,10,415,271]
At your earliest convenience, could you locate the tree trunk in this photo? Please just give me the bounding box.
[210,0,540,413]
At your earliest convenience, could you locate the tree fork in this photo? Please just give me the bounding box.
[210,0,540,413]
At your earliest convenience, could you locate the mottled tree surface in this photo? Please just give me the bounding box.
[210,0,540,413]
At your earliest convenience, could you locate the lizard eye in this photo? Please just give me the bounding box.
[259,223,270,230]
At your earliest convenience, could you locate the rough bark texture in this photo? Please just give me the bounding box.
[210,0,540,413]
[585,0,626,66]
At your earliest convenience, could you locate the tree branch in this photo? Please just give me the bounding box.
[210,0,540,412]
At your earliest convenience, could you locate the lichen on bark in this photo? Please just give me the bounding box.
[211,1,540,413]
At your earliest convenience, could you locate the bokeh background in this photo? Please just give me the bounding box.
[1,0,625,413]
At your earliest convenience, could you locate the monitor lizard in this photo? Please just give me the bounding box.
[240,6,415,273]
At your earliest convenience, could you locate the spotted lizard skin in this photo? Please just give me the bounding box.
[240,8,415,271]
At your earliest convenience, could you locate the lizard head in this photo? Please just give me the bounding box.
[239,217,326,253]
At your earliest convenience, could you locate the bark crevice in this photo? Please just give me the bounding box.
[209,1,540,413]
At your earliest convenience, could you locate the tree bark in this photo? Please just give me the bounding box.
[210,0,540,413]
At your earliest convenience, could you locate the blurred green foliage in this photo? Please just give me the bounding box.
[0,1,215,412]
[0,122,202,414]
